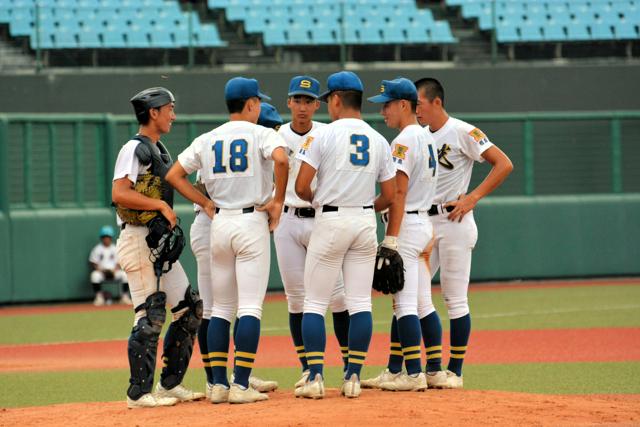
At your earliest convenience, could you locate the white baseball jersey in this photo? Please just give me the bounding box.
[89,243,119,271]
[112,139,152,225]
[278,121,325,208]
[296,118,396,208]
[390,124,438,212]
[427,117,493,204]
[178,121,287,208]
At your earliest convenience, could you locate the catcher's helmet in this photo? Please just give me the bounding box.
[130,87,175,124]
[99,225,115,239]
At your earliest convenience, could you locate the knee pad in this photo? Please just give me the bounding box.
[394,303,418,320]
[286,295,305,313]
[446,296,469,320]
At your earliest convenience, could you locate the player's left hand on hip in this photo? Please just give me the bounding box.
[256,199,283,232]
[446,193,479,222]
[203,200,216,220]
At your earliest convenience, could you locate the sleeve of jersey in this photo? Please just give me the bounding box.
[295,130,321,170]
[112,141,141,184]
[390,135,413,176]
[377,138,397,182]
[177,140,202,175]
[461,126,494,163]
[88,246,99,264]
[261,129,288,159]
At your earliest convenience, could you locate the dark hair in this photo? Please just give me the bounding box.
[289,94,317,102]
[409,99,418,113]
[226,98,250,114]
[333,90,362,110]
[414,78,445,107]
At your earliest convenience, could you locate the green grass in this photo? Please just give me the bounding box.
[1,361,639,408]
[1,284,639,345]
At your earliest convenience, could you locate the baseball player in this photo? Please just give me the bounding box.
[294,71,397,399]
[89,225,131,306]
[112,87,205,409]
[166,77,289,404]
[415,77,513,388]
[274,76,351,389]
[362,78,438,392]
[192,102,282,399]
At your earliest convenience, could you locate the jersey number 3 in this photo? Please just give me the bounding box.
[350,134,370,166]
[212,139,248,173]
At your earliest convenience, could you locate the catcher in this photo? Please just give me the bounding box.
[112,87,210,409]
[366,78,439,391]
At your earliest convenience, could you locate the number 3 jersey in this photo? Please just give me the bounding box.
[178,120,287,208]
[390,124,439,212]
[427,117,494,205]
[296,118,396,208]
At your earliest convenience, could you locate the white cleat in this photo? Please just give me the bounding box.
[230,374,279,392]
[426,370,449,389]
[294,370,310,389]
[341,373,361,398]
[126,393,178,409]
[380,372,428,392]
[294,374,325,399]
[154,383,205,402]
[360,368,402,389]
[205,382,213,401]
[210,384,230,404]
[228,383,269,404]
[93,292,105,307]
[444,370,464,389]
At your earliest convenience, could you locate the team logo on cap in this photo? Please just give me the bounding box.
[380,85,385,93]
[300,80,312,89]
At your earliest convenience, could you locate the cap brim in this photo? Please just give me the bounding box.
[258,91,272,101]
[318,90,332,102]
[367,94,396,103]
[288,90,319,99]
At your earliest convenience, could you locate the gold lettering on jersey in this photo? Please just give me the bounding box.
[380,85,385,93]
[392,144,408,160]
[468,128,486,142]
[438,144,454,170]
[301,136,314,151]
[300,80,312,89]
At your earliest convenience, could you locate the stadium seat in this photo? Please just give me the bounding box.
[311,26,337,44]
[542,22,566,41]
[432,21,456,43]
[101,28,126,48]
[149,31,175,48]
[383,25,407,43]
[614,21,639,39]
[496,24,519,43]
[590,22,614,40]
[77,28,101,48]
[519,22,543,42]
[566,23,591,41]
[263,28,286,46]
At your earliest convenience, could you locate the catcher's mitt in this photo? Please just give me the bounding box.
[372,241,405,295]
[115,172,163,226]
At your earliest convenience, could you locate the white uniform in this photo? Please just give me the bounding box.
[420,117,493,320]
[113,139,190,324]
[296,118,396,316]
[89,242,127,285]
[274,121,347,314]
[190,172,213,319]
[385,124,438,319]
[178,121,287,322]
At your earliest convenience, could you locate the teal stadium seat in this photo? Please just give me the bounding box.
[542,21,566,41]
[590,22,614,40]
[519,22,543,42]
[566,22,591,40]
[78,27,102,48]
[496,23,519,42]
[615,21,639,39]
[101,28,126,48]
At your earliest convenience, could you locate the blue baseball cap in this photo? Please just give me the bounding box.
[367,78,418,103]
[318,71,364,102]
[224,77,271,102]
[99,225,115,238]
[288,76,321,98]
[258,102,283,129]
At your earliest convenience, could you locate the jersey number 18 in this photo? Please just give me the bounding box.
[212,139,248,173]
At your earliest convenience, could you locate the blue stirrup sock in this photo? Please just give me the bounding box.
[420,311,443,373]
[233,315,261,388]
[447,313,471,376]
[332,310,350,371]
[397,315,423,375]
[289,312,308,371]
[207,317,230,387]
[387,315,404,373]
[302,313,326,381]
[198,318,213,384]
[345,311,372,379]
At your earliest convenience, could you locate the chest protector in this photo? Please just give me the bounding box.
[115,135,175,226]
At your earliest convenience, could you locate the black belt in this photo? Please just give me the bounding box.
[121,223,126,230]
[215,206,255,214]
[322,205,374,212]
[381,210,420,223]
[428,204,454,216]
[284,205,316,218]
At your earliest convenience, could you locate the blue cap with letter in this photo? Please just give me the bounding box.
[367,78,418,103]
[288,76,321,99]
[258,102,284,129]
[99,225,115,239]
[318,71,364,102]
[224,77,271,101]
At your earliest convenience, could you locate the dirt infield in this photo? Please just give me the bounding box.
[1,390,639,427]
[2,328,639,372]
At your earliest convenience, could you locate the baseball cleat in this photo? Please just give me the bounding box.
[209,384,230,404]
[294,370,310,389]
[93,292,105,307]
[205,382,213,400]
[154,383,206,402]
[228,383,269,404]
[444,370,464,389]
[426,370,449,388]
[360,368,402,389]
[341,373,361,398]
[379,372,428,392]
[294,374,325,399]
[230,374,279,392]
[126,393,178,409]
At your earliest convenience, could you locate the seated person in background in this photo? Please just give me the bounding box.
[89,225,132,306]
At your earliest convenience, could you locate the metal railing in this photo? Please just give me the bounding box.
[1,110,639,213]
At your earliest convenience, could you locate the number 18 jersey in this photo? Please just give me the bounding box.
[177,120,287,208]
[296,118,396,208]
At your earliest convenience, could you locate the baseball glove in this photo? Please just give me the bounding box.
[115,172,163,226]
[372,238,405,295]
